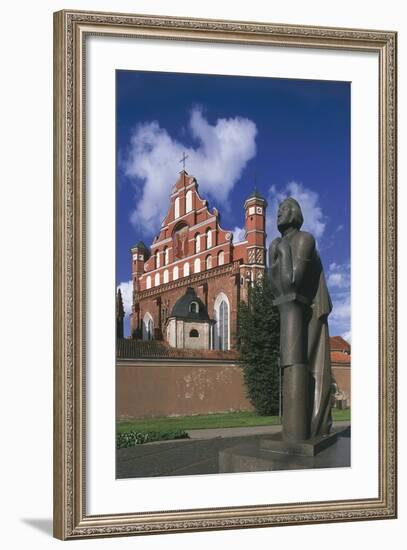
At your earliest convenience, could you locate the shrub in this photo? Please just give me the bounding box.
[117,429,189,449]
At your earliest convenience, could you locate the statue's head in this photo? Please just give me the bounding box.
[277,197,304,233]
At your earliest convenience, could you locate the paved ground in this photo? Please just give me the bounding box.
[116,422,351,479]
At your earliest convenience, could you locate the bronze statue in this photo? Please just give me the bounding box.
[269,197,333,442]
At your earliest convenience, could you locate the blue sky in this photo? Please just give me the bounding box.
[116,70,351,341]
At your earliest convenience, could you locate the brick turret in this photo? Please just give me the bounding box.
[130,241,149,337]
[131,241,149,291]
[244,188,267,282]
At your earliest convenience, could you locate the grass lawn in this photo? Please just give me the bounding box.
[117,408,350,434]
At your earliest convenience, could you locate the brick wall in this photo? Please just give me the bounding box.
[332,364,351,405]
[116,359,253,419]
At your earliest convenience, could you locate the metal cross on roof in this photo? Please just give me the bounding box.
[179,151,189,171]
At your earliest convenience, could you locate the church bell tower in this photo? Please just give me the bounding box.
[244,188,267,282]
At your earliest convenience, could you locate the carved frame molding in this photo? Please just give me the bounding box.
[54,10,397,540]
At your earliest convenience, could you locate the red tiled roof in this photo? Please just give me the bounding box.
[117,339,350,365]
[330,336,351,352]
[117,339,239,361]
[330,351,351,364]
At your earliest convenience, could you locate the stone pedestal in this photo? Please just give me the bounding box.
[260,431,338,457]
[218,426,350,474]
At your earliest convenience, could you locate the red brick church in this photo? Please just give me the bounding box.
[115,172,351,418]
[129,170,267,351]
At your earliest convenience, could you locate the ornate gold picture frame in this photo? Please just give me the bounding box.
[53,9,397,540]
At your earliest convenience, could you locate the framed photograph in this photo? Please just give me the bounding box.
[53,9,397,540]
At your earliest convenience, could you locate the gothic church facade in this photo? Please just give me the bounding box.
[130,171,267,351]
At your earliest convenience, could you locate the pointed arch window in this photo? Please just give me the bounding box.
[218,300,229,350]
[155,251,160,269]
[163,269,169,284]
[195,233,201,254]
[206,228,212,249]
[186,190,193,213]
[146,275,151,289]
[214,293,230,351]
[173,265,179,280]
[154,273,160,287]
[183,263,190,277]
[194,258,201,273]
[142,313,154,341]
[206,255,212,270]
[217,250,225,266]
[164,246,169,266]
[174,197,180,219]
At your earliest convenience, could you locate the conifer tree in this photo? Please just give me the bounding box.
[238,275,281,416]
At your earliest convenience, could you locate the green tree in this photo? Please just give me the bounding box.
[238,275,280,415]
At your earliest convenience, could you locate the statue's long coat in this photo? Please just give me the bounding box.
[270,229,333,437]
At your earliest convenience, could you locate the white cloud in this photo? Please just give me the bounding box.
[124,107,257,234]
[329,292,351,324]
[118,281,133,317]
[327,273,344,287]
[232,226,246,243]
[266,181,326,245]
[326,262,351,338]
[327,261,351,290]
[341,331,351,344]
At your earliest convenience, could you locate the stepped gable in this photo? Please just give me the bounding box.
[129,170,268,350]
